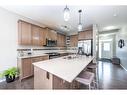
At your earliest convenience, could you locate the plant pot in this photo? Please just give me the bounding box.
[5,75,15,83]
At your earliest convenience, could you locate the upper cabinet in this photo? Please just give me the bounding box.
[48,30,57,41]
[18,20,64,47]
[57,33,66,47]
[18,20,32,45]
[78,30,93,40]
[31,25,44,46]
[18,20,46,46]
[70,34,78,47]
[32,25,41,46]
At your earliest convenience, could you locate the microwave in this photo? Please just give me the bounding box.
[45,39,57,47]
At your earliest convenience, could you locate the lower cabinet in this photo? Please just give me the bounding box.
[17,55,49,81]
[34,66,80,89]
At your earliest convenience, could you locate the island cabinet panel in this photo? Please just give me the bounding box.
[18,20,32,45]
[53,75,70,89]
[34,66,53,89]
[78,30,93,40]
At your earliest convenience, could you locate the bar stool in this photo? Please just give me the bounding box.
[87,63,99,88]
[75,71,95,89]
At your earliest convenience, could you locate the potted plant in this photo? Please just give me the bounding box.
[0,67,19,83]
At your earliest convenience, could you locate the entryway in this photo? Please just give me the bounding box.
[99,39,113,59]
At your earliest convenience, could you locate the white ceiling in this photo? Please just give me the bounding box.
[1,5,127,35]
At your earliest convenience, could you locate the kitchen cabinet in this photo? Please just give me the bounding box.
[57,33,66,47]
[18,20,32,45]
[18,55,49,80]
[44,28,57,40]
[43,28,57,45]
[32,25,41,46]
[17,58,32,80]
[70,34,78,47]
[78,30,93,40]
[43,28,49,45]
[31,25,44,46]
[49,30,57,40]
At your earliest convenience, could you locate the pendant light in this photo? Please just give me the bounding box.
[63,5,70,21]
[78,10,83,31]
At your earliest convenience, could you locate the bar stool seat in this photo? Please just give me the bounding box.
[75,71,95,89]
[87,63,97,69]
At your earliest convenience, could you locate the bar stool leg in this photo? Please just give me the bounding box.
[89,84,91,90]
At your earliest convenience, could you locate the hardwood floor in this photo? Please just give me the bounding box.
[98,60,127,89]
[0,60,127,89]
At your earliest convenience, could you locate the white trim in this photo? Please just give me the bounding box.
[0,78,5,83]
[120,64,127,72]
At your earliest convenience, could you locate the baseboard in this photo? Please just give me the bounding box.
[120,64,127,72]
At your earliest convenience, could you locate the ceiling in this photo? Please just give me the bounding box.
[1,5,127,35]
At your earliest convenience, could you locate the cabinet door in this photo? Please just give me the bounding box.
[57,33,60,47]
[22,58,32,78]
[78,31,86,40]
[18,21,31,45]
[32,25,41,46]
[57,34,66,47]
[61,35,66,47]
[70,35,78,47]
[85,30,93,39]
[43,28,49,45]
[78,30,93,40]
[74,35,78,46]
[39,28,44,46]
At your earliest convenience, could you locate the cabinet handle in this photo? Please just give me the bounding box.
[46,72,50,79]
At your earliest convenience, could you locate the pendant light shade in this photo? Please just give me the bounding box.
[63,5,70,21]
[78,23,83,31]
[78,10,83,31]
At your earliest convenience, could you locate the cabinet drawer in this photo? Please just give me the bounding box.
[32,57,43,62]
[32,55,49,63]
[42,55,49,60]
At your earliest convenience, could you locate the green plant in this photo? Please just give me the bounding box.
[0,67,19,79]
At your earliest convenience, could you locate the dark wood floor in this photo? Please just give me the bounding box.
[98,60,127,89]
[0,60,127,89]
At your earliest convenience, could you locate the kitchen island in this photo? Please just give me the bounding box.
[33,55,94,89]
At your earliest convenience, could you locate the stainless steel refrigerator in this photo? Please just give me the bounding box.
[77,40,93,56]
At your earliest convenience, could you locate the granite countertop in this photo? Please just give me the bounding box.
[33,55,94,82]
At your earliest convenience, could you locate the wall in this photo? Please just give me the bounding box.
[116,26,127,70]
[0,7,47,73]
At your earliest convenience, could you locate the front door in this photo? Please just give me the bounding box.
[101,41,112,59]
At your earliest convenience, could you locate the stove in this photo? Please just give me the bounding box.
[45,52,60,59]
